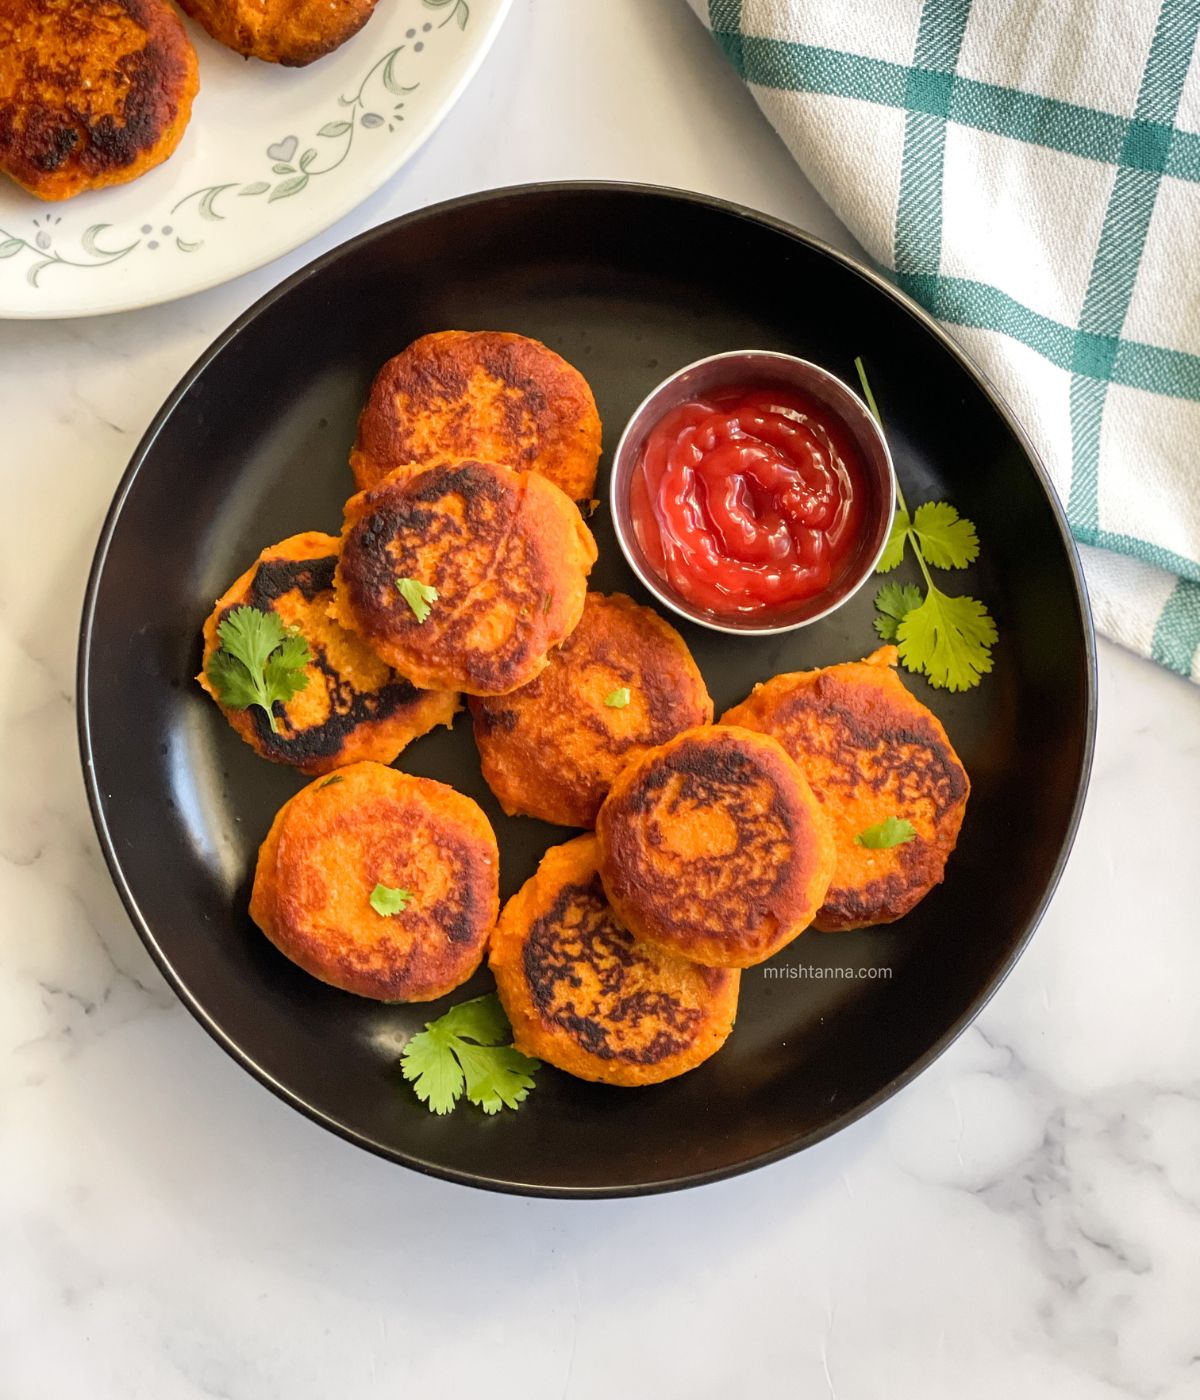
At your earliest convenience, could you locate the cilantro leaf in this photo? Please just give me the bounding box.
[399,993,539,1116]
[206,605,311,733]
[370,883,413,916]
[873,582,923,641]
[217,605,287,674]
[911,501,979,570]
[400,1028,466,1115]
[897,585,998,691]
[604,687,631,708]
[876,509,911,573]
[396,577,438,623]
[855,816,917,849]
[433,993,511,1046]
[262,634,312,706]
[206,650,262,710]
[454,1041,540,1114]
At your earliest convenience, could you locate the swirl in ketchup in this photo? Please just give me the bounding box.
[630,385,867,617]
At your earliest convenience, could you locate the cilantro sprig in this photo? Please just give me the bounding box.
[396,577,438,623]
[873,582,923,641]
[206,606,311,733]
[856,358,998,691]
[855,816,917,849]
[604,687,631,709]
[401,993,539,1116]
[370,883,413,916]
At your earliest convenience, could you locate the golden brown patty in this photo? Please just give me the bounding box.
[350,331,603,502]
[0,0,198,200]
[489,835,740,1086]
[197,532,458,775]
[469,592,713,828]
[250,762,499,1002]
[176,0,375,64]
[334,459,597,696]
[595,725,835,968]
[721,646,969,931]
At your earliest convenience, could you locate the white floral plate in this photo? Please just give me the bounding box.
[0,0,509,319]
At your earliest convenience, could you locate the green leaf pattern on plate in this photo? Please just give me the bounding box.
[0,3,468,288]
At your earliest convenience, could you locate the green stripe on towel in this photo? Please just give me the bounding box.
[1066,0,1200,533]
[1151,578,1200,675]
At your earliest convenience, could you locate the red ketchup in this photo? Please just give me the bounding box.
[630,385,866,618]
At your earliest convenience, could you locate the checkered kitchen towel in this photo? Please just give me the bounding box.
[688,0,1200,682]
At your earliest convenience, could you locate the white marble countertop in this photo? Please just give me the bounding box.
[4,2,1200,1395]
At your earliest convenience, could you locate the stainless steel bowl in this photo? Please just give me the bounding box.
[609,350,896,636]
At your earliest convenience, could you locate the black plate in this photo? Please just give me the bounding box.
[79,184,1096,1197]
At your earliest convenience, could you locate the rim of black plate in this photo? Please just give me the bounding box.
[76,181,1099,1199]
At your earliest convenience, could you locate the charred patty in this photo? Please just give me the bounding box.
[489,834,739,1086]
[350,331,602,503]
[177,0,377,65]
[334,458,597,696]
[250,761,499,1002]
[595,725,835,968]
[469,592,713,828]
[198,531,458,774]
[721,646,970,930]
[0,0,198,200]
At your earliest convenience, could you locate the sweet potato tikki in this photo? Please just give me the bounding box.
[334,458,597,696]
[198,532,458,775]
[0,0,198,200]
[350,331,603,503]
[177,0,376,65]
[250,762,499,1002]
[470,592,713,828]
[595,726,835,969]
[490,835,739,1087]
[721,646,969,931]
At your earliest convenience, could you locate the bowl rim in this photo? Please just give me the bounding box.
[77,180,1097,1199]
[608,348,898,636]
